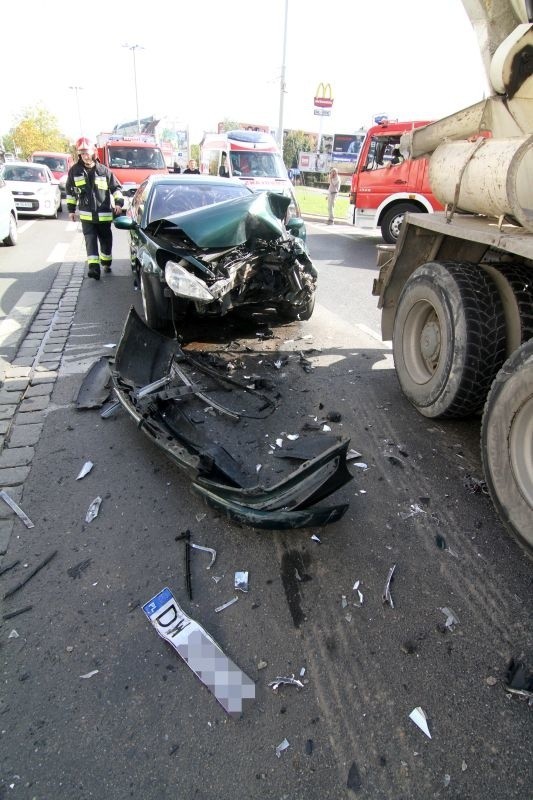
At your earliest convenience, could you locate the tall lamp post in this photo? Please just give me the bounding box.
[69,85,84,135]
[123,43,144,133]
[277,0,289,150]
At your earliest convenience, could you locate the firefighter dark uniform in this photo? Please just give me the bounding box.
[66,153,124,280]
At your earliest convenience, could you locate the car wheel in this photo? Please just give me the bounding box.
[392,261,507,417]
[380,202,420,244]
[281,291,316,321]
[481,338,533,555]
[140,273,171,332]
[57,198,62,214]
[3,212,18,246]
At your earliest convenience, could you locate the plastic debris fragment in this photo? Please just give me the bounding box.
[269,675,304,692]
[234,571,249,592]
[287,434,299,441]
[275,738,290,758]
[85,497,102,523]
[215,596,239,613]
[8,630,19,639]
[346,449,362,461]
[0,490,34,529]
[347,761,362,791]
[400,503,427,519]
[440,607,460,631]
[191,542,216,569]
[409,706,432,738]
[80,670,99,679]
[100,400,121,418]
[341,595,348,609]
[143,587,255,716]
[353,462,368,470]
[311,534,321,543]
[444,774,451,787]
[505,658,533,698]
[76,461,93,480]
[382,564,396,608]
[353,580,364,605]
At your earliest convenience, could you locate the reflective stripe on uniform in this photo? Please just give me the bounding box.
[87,256,100,265]
[98,212,113,222]
[100,253,112,264]
[95,176,108,190]
[80,212,93,221]
[74,176,86,187]
[66,194,77,204]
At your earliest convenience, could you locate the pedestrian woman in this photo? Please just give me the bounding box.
[327,167,341,224]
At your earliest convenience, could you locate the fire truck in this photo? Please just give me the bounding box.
[95,133,168,193]
[350,120,443,243]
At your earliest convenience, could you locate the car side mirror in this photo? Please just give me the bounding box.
[114,215,136,230]
[286,216,306,239]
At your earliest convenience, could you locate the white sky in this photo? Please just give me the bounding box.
[1,0,489,145]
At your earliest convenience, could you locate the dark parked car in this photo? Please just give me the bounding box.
[114,174,314,332]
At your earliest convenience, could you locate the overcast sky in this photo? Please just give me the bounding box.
[1,0,489,145]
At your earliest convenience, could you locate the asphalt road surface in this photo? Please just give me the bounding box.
[0,218,531,800]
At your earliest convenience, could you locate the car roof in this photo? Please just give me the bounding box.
[32,151,71,157]
[146,174,252,191]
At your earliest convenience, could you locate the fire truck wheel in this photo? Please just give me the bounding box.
[392,260,506,417]
[380,202,420,244]
[140,272,171,332]
[481,338,533,555]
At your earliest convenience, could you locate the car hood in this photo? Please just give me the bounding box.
[5,180,53,192]
[147,191,291,249]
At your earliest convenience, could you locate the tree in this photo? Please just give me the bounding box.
[218,118,241,133]
[6,106,70,159]
[283,130,315,170]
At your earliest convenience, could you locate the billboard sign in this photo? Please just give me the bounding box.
[314,83,334,110]
[332,132,366,163]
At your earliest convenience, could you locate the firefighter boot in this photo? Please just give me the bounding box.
[88,264,101,280]
[102,255,112,274]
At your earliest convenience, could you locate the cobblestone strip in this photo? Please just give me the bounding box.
[0,262,85,555]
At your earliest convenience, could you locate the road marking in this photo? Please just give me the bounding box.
[0,291,45,350]
[16,221,35,235]
[356,323,388,344]
[47,243,70,263]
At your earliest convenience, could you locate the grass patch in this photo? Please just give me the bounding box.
[295,186,350,220]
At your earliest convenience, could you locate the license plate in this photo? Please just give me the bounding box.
[16,201,33,208]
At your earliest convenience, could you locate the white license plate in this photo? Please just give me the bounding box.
[16,201,33,208]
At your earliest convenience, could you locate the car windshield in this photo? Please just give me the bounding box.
[108,147,166,170]
[3,166,47,182]
[33,156,67,171]
[230,152,286,179]
[147,182,251,224]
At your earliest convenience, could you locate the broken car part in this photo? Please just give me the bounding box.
[143,587,255,716]
[409,706,432,738]
[440,607,460,631]
[0,491,34,529]
[85,497,102,523]
[76,461,94,480]
[190,542,216,569]
[76,356,112,409]
[234,571,249,592]
[112,308,352,530]
[382,564,396,608]
[3,551,57,601]
[215,597,239,613]
[275,738,290,758]
[268,675,304,692]
[505,658,533,699]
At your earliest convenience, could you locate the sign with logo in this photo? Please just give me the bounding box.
[314,108,331,116]
[314,83,334,110]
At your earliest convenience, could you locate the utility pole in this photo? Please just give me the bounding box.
[277,0,289,150]
[69,85,84,135]
[123,44,144,133]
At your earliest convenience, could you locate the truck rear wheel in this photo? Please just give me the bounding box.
[484,263,533,353]
[392,261,506,417]
[481,338,533,555]
[380,202,420,244]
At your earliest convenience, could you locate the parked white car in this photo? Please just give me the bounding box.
[0,162,61,218]
[0,173,18,245]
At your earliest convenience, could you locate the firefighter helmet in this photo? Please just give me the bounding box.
[75,137,94,153]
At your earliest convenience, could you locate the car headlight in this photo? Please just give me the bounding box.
[165,261,214,301]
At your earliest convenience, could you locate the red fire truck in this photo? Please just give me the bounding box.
[350,120,443,243]
[95,133,168,193]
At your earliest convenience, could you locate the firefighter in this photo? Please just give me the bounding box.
[66,137,124,280]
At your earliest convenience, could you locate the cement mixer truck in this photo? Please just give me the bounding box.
[373,0,533,554]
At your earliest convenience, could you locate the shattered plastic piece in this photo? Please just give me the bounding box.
[440,607,460,631]
[353,580,364,606]
[0,490,34,529]
[287,433,299,441]
[400,503,427,519]
[8,629,19,638]
[505,658,533,698]
[76,356,112,409]
[234,571,249,592]
[347,761,362,792]
[3,551,57,600]
[382,564,396,608]
[79,670,99,679]
[276,438,283,448]
[311,534,321,543]
[76,461,94,480]
[191,543,216,569]
[444,774,451,787]
[346,449,362,460]
[195,513,206,522]
[214,596,239,613]
[269,675,304,692]
[275,738,290,758]
[345,612,353,623]
[103,343,116,348]
[300,667,306,677]
[341,595,348,609]
[85,497,102,523]
[409,706,432,738]
[100,400,121,418]
[353,462,368,470]
[322,424,331,432]
[143,587,255,716]
[462,760,468,771]
[212,575,223,584]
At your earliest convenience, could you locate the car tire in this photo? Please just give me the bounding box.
[392,261,507,417]
[57,198,62,214]
[3,212,18,246]
[140,273,171,332]
[481,338,533,555]
[281,291,316,322]
[380,202,421,244]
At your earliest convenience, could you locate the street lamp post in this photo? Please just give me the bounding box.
[69,85,84,135]
[277,0,289,150]
[123,44,144,133]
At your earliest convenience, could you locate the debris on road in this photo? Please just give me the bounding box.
[80,670,99,679]
[268,675,304,692]
[191,542,216,569]
[3,605,32,621]
[347,760,362,791]
[409,706,432,738]
[505,658,533,699]
[399,503,427,519]
[3,551,57,600]
[0,490,34,529]
[311,534,321,543]
[0,560,20,578]
[275,738,290,758]
[175,530,192,600]
[143,586,255,716]
[346,449,362,461]
[464,474,488,494]
[382,564,396,609]
[76,356,112,409]
[85,497,102,523]
[234,571,249,592]
[8,630,19,639]
[305,739,313,756]
[76,461,94,480]
[440,607,460,631]
[215,597,239,613]
[353,580,364,606]
[100,400,121,419]
[67,559,92,579]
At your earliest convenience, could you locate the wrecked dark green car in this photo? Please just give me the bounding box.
[114,175,315,333]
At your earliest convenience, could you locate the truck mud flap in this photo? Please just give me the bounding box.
[112,307,352,529]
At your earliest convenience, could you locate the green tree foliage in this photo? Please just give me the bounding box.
[6,106,70,159]
[283,130,315,169]
[190,143,200,162]
[218,118,241,132]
